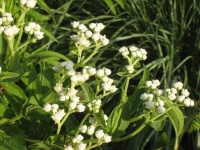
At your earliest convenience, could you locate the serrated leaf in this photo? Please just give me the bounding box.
[149,116,166,131]
[80,83,95,102]
[107,105,120,133]
[188,113,200,132]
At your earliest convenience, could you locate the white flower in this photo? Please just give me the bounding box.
[43,103,51,112]
[145,100,155,109]
[34,30,44,40]
[72,134,84,143]
[110,85,118,93]
[54,83,63,93]
[80,125,87,133]
[71,21,79,28]
[96,69,104,78]
[64,145,74,150]
[20,0,27,5]
[70,102,77,110]
[89,23,96,30]
[67,69,76,76]
[78,24,87,32]
[157,106,166,114]
[182,89,190,97]
[155,89,163,96]
[26,0,37,8]
[4,25,19,37]
[51,104,59,114]
[85,30,92,38]
[140,93,148,100]
[173,82,183,90]
[61,61,74,70]
[95,130,104,139]
[103,134,112,143]
[145,81,152,87]
[157,100,164,106]
[104,68,111,76]
[77,103,86,112]
[168,93,176,101]
[177,95,185,102]
[51,109,66,123]
[184,98,191,107]
[87,125,95,135]
[77,142,87,150]
[92,33,100,42]
[67,88,78,97]
[129,45,137,51]
[77,37,90,47]
[190,100,195,106]
[100,35,109,46]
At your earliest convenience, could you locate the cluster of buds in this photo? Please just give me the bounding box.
[71,21,109,48]
[24,22,44,42]
[119,45,147,74]
[43,103,66,123]
[0,13,19,37]
[87,99,102,113]
[166,82,194,107]
[64,134,87,150]
[140,80,195,114]
[20,0,37,8]
[79,116,111,142]
[96,67,118,94]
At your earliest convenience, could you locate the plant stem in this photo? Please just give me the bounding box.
[0,114,23,127]
[111,76,130,133]
[56,111,71,134]
[75,113,90,135]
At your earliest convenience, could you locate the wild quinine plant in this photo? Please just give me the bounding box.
[0,1,197,150]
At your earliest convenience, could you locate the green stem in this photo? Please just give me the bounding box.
[112,117,150,142]
[75,113,90,135]
[17,40,30,52]
[77,45,84,64]
[56,111,72,134]
[75,45,100,69]
[0,114,23,127]
[111,76,130,133]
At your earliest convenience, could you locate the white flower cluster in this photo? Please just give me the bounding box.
[140,80,165,114]
[71,21,109,48]
[119,45,147,60]
[96,67,118,93]
[64,116,111,150]
[0,13,19,37]
[119,45,147,74]
[24,22,44,42]
[166,82,194,107]
[87,99,102,113]
[79,116,111,142]
[140,80,195,114]
[20,0,37,8]
[64,134,87,150]
[43,103,66,123]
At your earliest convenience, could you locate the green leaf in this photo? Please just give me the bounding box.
[188,113,200,132]
[33,51,69,61]
[27,9,50,21]
[37,0,56,23]
[153,132,170,149]
[0,71,20,82]
[116,0,125,9]
[0,82,27,102]
[165,100,184,137]
[107,105,120,133]
[93,110,106,129]
[149,116,166,131]
[104,0,117,15]
[80,83,95,102]
[41,27,59,43]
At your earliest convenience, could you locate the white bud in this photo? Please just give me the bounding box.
[89,23,96,30]
[157,106,166,114]
[77,142,87,150]
[103,134,112,143]
[184,98,191,107]
[64,145,74,150]
[140,93,148,100]
[43,103,51,112]
[168,93,176,101]
[34,30,44,40]
[70,102,77,110]
[71,21,79,28]
[182,89,190,97]
[4,25,19,37]
[80,125,87,133]
[95,130,104,139]
[87,125,95,135]
[85,30,92,38]
[77,103,86,112]
[26,0,37,8]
